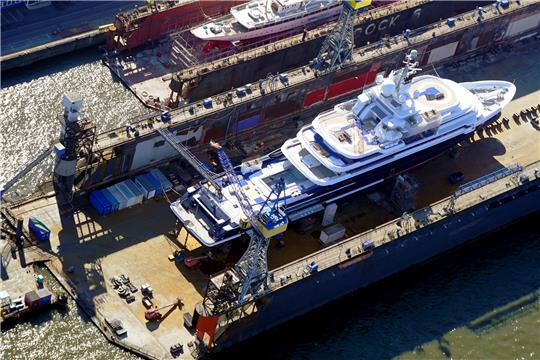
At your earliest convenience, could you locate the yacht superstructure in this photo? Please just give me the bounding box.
[171,51,515,247]
[190,0,343,42]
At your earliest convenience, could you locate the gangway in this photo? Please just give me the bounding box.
[156,127,222,195]
[1,145,53,195]
[445,164,523,212]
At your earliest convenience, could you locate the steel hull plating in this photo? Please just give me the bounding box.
[214,177,540,351]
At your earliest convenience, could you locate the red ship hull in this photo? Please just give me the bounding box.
[111,0,246,51]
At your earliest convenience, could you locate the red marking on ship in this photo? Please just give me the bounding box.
[111,0,247,51]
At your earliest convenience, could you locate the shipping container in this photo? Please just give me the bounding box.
[107,185,129,210]
[144,172,164,195]
[24,291,40,307]
[114,182,138,208]
[123,179,144,205]
[89,190,111,215]
[149,169,173,194]
[101,188,120,213]
[134,174,157,199]
[36,288,52,305]
[28,216,51,241]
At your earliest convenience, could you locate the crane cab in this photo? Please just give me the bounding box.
[256,206,288,238]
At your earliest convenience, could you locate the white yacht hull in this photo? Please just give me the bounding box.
[191,6,340,42]
[460,81,516,124]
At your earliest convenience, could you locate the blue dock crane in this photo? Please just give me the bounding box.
[157,126,287,305]
[211,141,288,305]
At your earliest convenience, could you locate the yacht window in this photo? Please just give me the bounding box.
[371,105,387,119]
[271,2,279,12]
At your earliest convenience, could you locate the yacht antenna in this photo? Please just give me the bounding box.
[396,49,421,93]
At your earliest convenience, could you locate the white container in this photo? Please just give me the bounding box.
[114,182,138,208]
[319,223,346,247]
[123,179,144,205]
[107,185,128,210]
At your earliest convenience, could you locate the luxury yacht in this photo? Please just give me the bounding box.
[190,0,345,42]
[171,50,516,247]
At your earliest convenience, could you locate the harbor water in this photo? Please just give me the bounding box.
[1,46,539,359]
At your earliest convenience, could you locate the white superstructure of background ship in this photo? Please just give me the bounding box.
[191,0,344,42]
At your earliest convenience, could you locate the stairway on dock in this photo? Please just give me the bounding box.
[170,30,200,68]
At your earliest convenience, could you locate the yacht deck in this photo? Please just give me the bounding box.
[408,76,458,112]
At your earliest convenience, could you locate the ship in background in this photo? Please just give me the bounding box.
[190,0,345,42]
[110,0,247,51]
[172,50,516,247]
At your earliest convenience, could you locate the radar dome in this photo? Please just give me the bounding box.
[380,79,396,97]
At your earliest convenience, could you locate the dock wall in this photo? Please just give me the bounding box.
[1,26,111,72]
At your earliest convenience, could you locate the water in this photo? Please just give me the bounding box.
[218,217,540,360]
[1,48,539,359]
[0,48,151,197]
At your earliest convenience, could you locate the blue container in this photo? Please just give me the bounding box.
[149,169,173,193]
[28,217,51,241]
[144,172,163,195]
[36,288,52,305]
[89,190,111,215]
[101,188,120,212]
[135,174,157,199]
[124,179,144,205]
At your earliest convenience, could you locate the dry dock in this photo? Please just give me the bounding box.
[6,77,540,358]
[103,0,482,109]
[78,0,540,194]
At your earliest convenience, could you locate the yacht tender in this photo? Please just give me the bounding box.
[171,50,515,247]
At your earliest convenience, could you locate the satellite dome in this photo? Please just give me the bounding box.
[380,79,396,97]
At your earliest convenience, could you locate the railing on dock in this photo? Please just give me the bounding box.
[268,161,538,293]
[454,164,523,197]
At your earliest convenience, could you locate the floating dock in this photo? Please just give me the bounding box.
[1,1,540,358]
[83,1,540,193]
[103,0,484,109]
[4,68,540,357]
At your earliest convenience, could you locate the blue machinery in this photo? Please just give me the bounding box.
[211,141,288,305]
[158,127,288,307]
